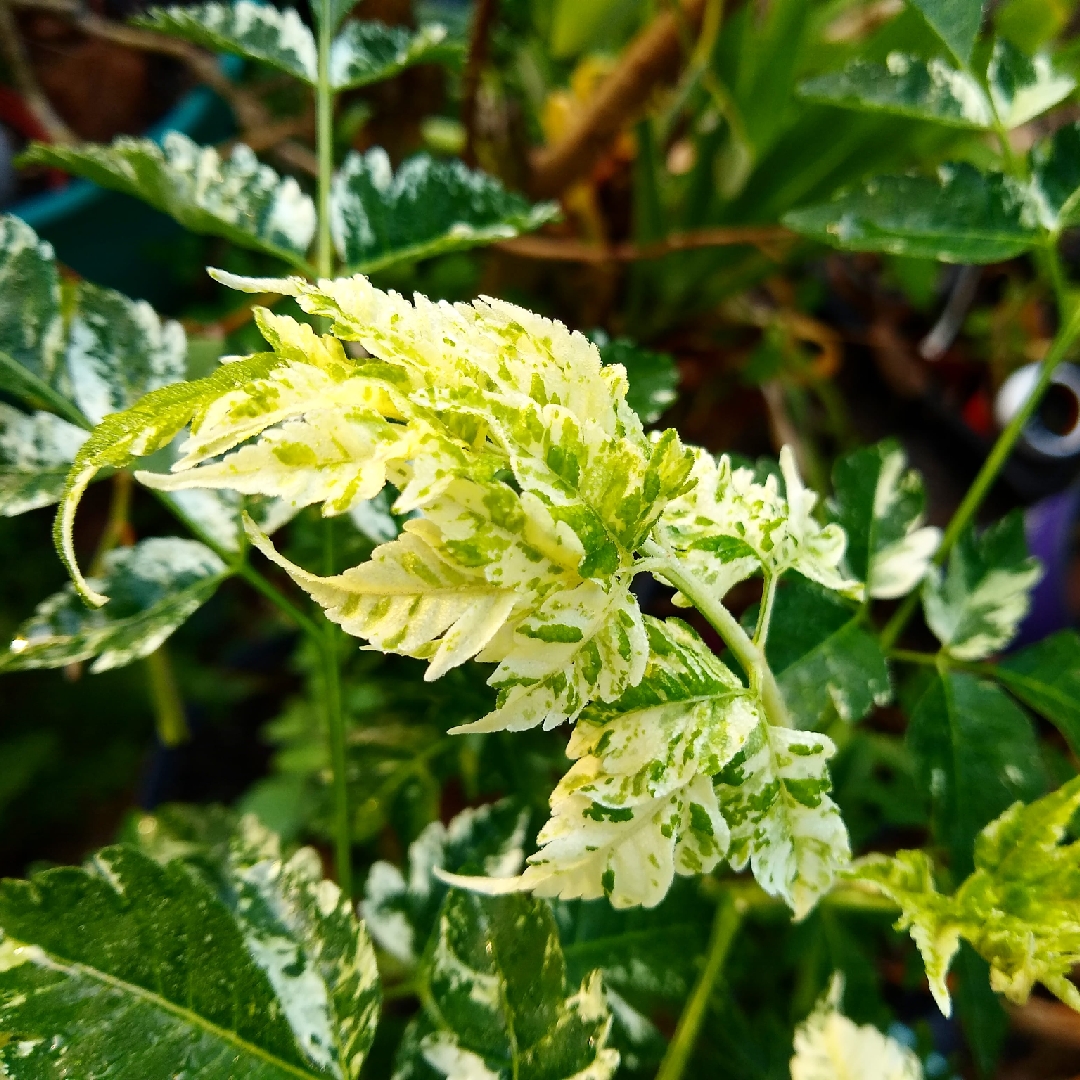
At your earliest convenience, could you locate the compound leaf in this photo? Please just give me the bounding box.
[0,816,380,1078]
[330,21,461,90]
[997,630,1080,755]
[0,405,87,517]
[1,538,227,673]
[331,149,559,274]
[22,133,316,269]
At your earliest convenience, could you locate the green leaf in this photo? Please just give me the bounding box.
[997,630,1080,756]
[716,720,851,919]
[1030,120,1080,231]
[331,149,559,274]
[21,133,316,270]
[135,2,317,82]
[853,775,1080,1016]
[798,54,992,129]
[906,0,985,65]
[921,511,1041,660]
[0,816,380,1078]
[783,163,1040,263]
[765,576,891,727]
[595,335,679,424]
[987,38,1075,130]
[906,671,1045,875]
[1,538,227,673]
[361,800,530,967]
[310,0,353,36]
[330,21,462,90]
[830,440,940,599]
[395,890,618,1080]
[0,405,87,516]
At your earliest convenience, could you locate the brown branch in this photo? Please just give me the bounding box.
[529,0,708,198]
[0,0,75,143]
[496,226,793,263]
[460,0,498,167]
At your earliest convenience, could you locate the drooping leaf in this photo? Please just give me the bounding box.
[783,163,1040,263]
[0,816,381,1078]
[790,974,924,1080]
[764,576,891,727]
[330,149,559,273]
[997,630,1080,756]
[715,721,851,919]
[135,2,317,82]
[922,512,1041,660]
[330,21,461,90]
[394,890,619,1080]
[798,54,992,129]
[0,405,87,517]
[854,776,1080,1016]
[830,440,941,600]
[22,133,316,270]
[906,0,985,65]
[986,38,1075,130]
[361,800,530,967]
[906,671,1045,875]
[594,334,679,424]
[1,538,227,673]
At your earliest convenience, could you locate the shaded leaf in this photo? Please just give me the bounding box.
[331,149,559,273]
[0,816,380,1078]
[907,0,985,65]
[330,21,461,90]
[1,538,227,673]
[997,630,1080,756]
[594,334,679,424]
[987,38,1075,130]
[0,405,87,517]
[1030,120,1080,231]
[22,133,316,269]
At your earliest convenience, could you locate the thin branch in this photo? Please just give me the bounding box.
[461,0,498,167]
[496,225,792,263]
[0,0,75,144]
[529,0,708,198]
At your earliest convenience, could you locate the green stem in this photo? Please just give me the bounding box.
[881,276,1080,649]
[144,645,189,746]
[89,471,133,577]
[643,540,791,727]
[234,562,323,639]
[321,620,352,897]
[654,893,743,1080]
[315,11,335,280]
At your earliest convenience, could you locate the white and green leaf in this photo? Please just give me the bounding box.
[997,630,1080,757]
[330,21,461,90]
[0,405,87,516]
[987,38,1075,130]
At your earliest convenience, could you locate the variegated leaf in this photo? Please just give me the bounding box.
[136,2,317,82]
[0,405,87,516]
[987,38,1075,130]
[394,891,618,1080]
[791,974,924,1080]
[922,512,1041,660]
[22,134,316,269]
[0,815,380,1078]
[716,722,850,919]
[1,538,226,673]
[330,21,461,90]
[830,440,940,600]
[853,775,1080,1017]
[331,149,559,273]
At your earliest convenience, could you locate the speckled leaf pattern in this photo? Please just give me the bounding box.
[715,721,850,919]
[987,38,1075,130]
[790,975,924,1080]
[393,890,618,1080]
[330,21,461,90]
[783,163,1040,263]
[0,405,87,516]
[23,133,317,269]
[1,537,226,672]
[331,150,559,273]
[362,801,530,967]
[136,1,318,81]
[799,53,992,128]
[997,630,1080,757]
[830,440,941,600]
[854,776,1080,1017]
[906,671,1045,877]
[906,0,984,65]
[922,512,1041,660]
[0,816,380,1078]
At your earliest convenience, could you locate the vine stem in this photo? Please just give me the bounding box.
[315,11,335,280]
[654,893,743,1080]
[880,262,1080,650]
[642,539,791,727]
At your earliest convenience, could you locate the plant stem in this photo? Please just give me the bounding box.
[144,645,189,746]
[315,11,335,280]
[89,471,133,577]
[644,540,791,726]
[881,278,1080,649]
[321,619,352,897]
[655,892,743,1080]
[234,562,323,638]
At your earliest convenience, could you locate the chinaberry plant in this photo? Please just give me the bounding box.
[3,0,1080,1076]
